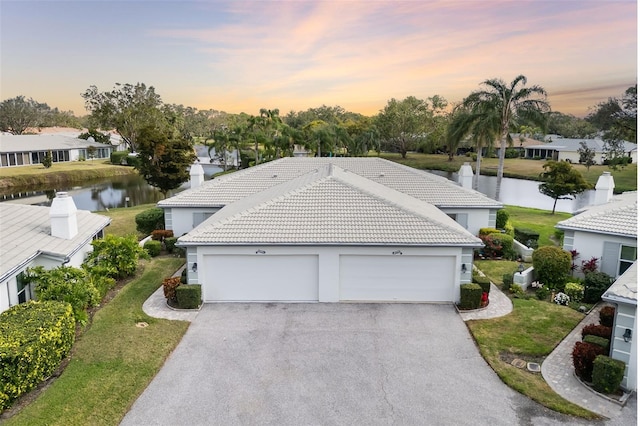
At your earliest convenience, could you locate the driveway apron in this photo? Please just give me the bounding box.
[121,303,594,426]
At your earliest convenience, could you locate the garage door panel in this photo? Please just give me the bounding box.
[340,255,454,302]
[204,255,319,302]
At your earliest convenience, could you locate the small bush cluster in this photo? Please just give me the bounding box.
[535,286,551,300]
[580,257,599,275]
[564,282,584,302]
[479,233,516,259]
[86,235,149,279]
[135,208,165,235]
[572,341,607,381]
[0,301,75,410]
[165,237,178,254]
[553,292,570,306]
[592,355,626,394]
[144,240,162,257]
[478,227,500,236]
[176,285,202,309]
[502,273,513,288]
[583,272,612,303]
[583,335,609,350]
[514,228,540,248]
[496,210,509,230]
[459,283,482,309]
[472,275,491,294]
[110,151,129,165]
[599,306,615,327]
[532,246,571,291]
[151,230,174,241]
[163,277,181,302]
[582,324,613,340]
[509,283,524,296]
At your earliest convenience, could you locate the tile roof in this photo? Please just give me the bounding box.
[555,192,637,238]
[0,203,111,282]
[0,134,113,153]
[159,157,502,209]
[526,138,637,153]
[603,261,637,304]
[178,164,483,247]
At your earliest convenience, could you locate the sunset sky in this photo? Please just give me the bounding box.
[1,0,636,118]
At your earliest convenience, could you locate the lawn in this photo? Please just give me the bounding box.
[504,205,572,247]
[3,256,188,426]
[379,152,637,193]
[99,203,157,239]
[474,260,527,288]
[466,298,597,418]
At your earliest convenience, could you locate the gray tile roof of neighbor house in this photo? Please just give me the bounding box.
[603,261,637,305]
[0,203,111,282]
[555,192,637,238]
[0,134,112,153]
[178,164,483,247]
[527,138,637,153]
[159,157,502,209]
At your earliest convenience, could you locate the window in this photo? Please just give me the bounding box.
[193,212,213,228]
[619,245,637,275]
[446,213,468,229]
[16,272,29,304]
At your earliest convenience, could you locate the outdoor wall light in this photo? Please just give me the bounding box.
[392,250,403,255]
[623,328,632,342]
[517,263,525,274]
[461,264,467,273]
[192,263,198,272]
[256,249,266,254]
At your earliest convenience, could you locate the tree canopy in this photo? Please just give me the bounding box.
[0,96,53,134]
[587,85,637,143]
[538,160,590,214]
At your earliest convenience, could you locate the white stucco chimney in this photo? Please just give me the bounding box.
[458,162,474,189]
[190,164,204,189]
[50,192,78,240]
[594,172,615,205]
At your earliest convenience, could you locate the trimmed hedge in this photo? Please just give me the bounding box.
[151,229,174,241]
[144,240,162,257]
[599,306,615,327]
[572,341,607,381]
[110,151,129,165]
[460,283,482,309]
[135,208,165,235]
[165,237,178,254]
[0,301,75,410]
[583,335,610,350]
[496,209,509,229]
[479,227,500,236]
[592,355,625,394]
[582,324,613,340]
[176,284,202,309]
[163,277,181,302]
[532,246,571,291]
[583,272,613,303]
[472,275,491,294]
[514,228,540,248]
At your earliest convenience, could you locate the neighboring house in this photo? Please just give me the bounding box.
[0,134,113,167]
[0,193,111,313]
[524,138,637,164]
[160,157,503,304]
[556,183,637,278]
[602,261,637,392]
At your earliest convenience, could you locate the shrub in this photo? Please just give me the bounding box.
[473,275,491,293]
[572,341,607,381]
[110,151,129,165]
[582,324,613,340]
[0,301,75,410]
[496,209,509,229]
[553,229,564,245]
[581,257,599,275]
[176,284,202,309]
[135,208,165,235]
[163,277,181,302]
[144,240,162,257]
[583,271,612,303]
[599,306,615,327]
[504,221,515,237]
[86,235,149,279]
[28,266,100,324]
[532,246,571,291]
[180,267,187,284]
[514,228,540,248]
[479,227,500,236]
[564,282,584,302]
[504,148,520,159]
[554,292,570,306]
[592,356,626,394]
[502,273,513,287]
[583,335,610,350]
[151,229,174,241]
[536,286,551,300]
[509,283,524,296]
[165,237,178,254]
[490,233,516,259]
[459,283,482,309]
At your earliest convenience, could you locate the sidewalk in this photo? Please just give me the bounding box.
[458,283,513,321]
[541,304,632,420]
[141,265,200,322]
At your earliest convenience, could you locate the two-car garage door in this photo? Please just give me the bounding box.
[202,253,455,302]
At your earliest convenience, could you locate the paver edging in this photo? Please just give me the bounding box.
[572,371,634,407]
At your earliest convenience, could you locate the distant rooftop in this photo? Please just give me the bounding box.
[556,192,637,238]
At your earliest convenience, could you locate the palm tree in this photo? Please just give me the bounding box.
[462,75,549,199]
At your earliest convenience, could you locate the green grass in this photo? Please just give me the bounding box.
[4,257,188,426]
[474,260,528,287]
[504,205,572,247]
[379,152,637,193]
[466,298,598,419]
[99,203,157,239]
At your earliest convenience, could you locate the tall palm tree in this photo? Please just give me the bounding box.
[462,75,549,199]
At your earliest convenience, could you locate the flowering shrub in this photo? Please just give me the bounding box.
[581,257,599,275]
[554,292,570,306]
[530,281,544,289]
[480,234,503,257]
[564,282,584,302]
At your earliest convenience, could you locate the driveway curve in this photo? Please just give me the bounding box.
[121,303,595,425]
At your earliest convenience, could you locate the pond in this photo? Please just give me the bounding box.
[1,164,222,212]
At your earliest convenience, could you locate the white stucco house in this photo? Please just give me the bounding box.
[0,193,111,313]
[556,173,637,279]
[602,261,637,392]
[159,157,503,304]
[525,138,637,165]
[0,134,113,167]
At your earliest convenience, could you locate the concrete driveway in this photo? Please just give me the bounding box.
[121,303,597,426]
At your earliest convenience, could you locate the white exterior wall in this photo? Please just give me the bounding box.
[563,231,636,278]
[165,207,221,236]
[192,245,465,303]
[609,303,637,391]
[557,151,583,164]
[439,208,492,236]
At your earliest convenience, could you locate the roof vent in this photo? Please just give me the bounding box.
[272,174,278,178]
[379,172,385,177]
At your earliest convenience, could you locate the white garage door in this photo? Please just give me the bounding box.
[203,255,319,302]
[339,255,455,302]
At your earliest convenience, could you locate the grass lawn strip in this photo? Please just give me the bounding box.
[503,205,572,247]
[99,203,157,239]
[466,298,598,419]
[4,257,187,426]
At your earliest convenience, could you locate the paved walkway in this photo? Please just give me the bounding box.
[141,266,200,322]
[542,303,632,420]
[459,283,512,321]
